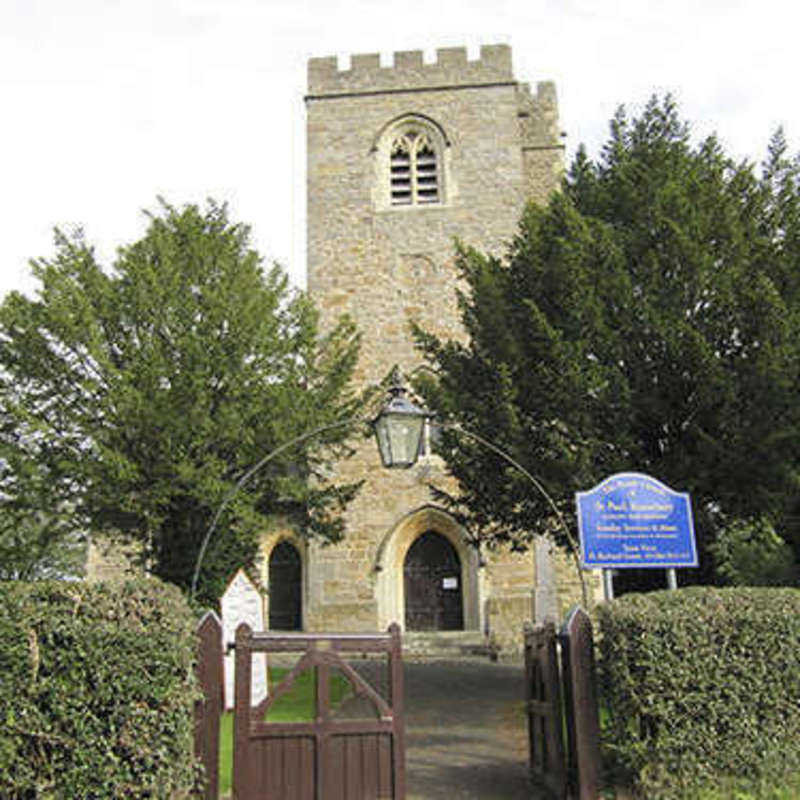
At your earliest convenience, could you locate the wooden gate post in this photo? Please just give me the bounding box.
[195,611,223,800]
[559,607,601,800]
[388,622,406,798]
[233,622,254,800]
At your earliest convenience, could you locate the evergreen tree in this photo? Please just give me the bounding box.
[0,200,365,602]
[414,97,800,581]
[0,435,86,580]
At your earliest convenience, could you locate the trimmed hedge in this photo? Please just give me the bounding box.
[0,578,200,798]
[597,587,800,798]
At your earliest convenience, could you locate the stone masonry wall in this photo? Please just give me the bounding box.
[307,87,527,382]
[85,533,142,583]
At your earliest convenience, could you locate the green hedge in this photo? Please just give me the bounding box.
[0,578,200,798]
[596,587,800,798]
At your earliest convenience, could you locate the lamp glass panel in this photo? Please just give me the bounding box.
[374,417,393,467]
[386,414,424,467]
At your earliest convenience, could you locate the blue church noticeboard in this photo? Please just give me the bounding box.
[576,472,698,569]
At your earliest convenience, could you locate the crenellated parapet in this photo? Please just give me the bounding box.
[308,44,514,96]
[518,81,562,149]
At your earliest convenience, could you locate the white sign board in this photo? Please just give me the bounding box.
[221,568,268,710]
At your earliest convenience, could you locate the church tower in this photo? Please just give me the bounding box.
[306,44,562,382]
[260,45,588,654]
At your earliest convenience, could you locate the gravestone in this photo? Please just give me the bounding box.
[221,568,268,710]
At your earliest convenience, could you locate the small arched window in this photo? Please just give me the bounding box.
[390,130,440,206]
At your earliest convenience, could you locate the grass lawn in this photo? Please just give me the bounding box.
[218,666,351,796]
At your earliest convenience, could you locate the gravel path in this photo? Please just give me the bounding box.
[403,659,545,800]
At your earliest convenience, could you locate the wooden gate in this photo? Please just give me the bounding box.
[233,623,405,800]
[558,607,601,800]
[524,607,601,800]
[524,621,566,797]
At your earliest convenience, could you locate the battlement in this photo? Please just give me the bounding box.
[517,80,562,147]
[308,44,514,96]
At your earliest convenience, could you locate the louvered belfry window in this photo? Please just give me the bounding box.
[390,131,439,206]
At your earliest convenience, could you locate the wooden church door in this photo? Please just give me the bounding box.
[403,531,464,631]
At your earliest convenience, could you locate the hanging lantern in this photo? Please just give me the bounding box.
[372,369,429,468]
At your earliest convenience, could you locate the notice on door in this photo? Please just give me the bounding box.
[576,472,698,569]
[442,576,458,589]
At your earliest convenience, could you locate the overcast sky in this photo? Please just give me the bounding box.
[2,0,797,299]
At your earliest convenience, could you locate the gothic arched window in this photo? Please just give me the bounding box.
[390,130,440,206]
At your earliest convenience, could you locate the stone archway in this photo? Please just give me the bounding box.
[374,506,482,632]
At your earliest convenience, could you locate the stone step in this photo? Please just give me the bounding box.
[402,630,494,659]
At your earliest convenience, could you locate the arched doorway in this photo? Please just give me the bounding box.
[268,541,302,630]
[403,530,464,631]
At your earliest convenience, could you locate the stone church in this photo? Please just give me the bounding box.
[258,45,596,654]
[87,44,598,654]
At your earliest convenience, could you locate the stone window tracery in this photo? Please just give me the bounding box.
[390,130,440,206]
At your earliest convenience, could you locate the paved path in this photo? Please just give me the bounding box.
[403,659,543,800]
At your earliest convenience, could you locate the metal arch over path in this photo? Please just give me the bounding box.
[190,417,363,599]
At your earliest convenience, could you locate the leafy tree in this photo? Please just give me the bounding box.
[414,97,800,580]
[0,200,365,602]
[0,410,88,580]
[0,514,85,581]
[708,515,797,587]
